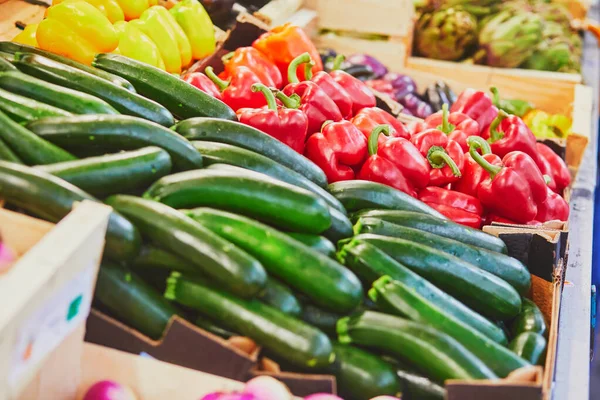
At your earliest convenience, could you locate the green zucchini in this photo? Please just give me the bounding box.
[27,115,203,171]
[327,180,445,218]
[0,161,141,261]
[36,147,172,196]
[395,366,446,400]
[508,332,547,365]
[182,208,362,313]
[132,244,197,274]
[351,209,508,254]
[146,167,332,234]
[258,277,302,317]
[509,298,547,337]
[337,311,498,381]
[352,234,522,320]
[322,207,354,243]
[0,51,14,62]
[287,233,336,258]
[194,315,237,339]
[14,53,174,126]
[193,142,344,213]
[0,87,72,123]
[105,195,267,298]
[0,109,75,165]
[92,53,236,121]
[95,263,180,340]
[0,41,135,91]
[165,272,335,369]
[355,217,530,295]
[176,118,328,188]
[0,137,22,163]
[338,240,507,344]
[0,57,16,71]
[300,303,343,337]
[370,276,529,377]
[0,71,119,115]
[332,343,402,400]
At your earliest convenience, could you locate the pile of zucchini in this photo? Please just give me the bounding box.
[0,43,548,400]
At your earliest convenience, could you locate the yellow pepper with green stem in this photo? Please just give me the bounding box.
[170,0,215,60]
[523,109,572,139]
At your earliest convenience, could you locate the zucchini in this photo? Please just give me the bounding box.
[176,118,328,188]
[36,147,172,197]
[0,87,72,123]
[258,277,303,317]
[355,217,530,295]
[95,263,180,340]
[132,244,197,274]
[0,137,22,163]
[105,195,267,298]
[192,142,344,213]
[287,233,336,258]
[353,234,522,320]
[300,303,343,337]
[322,207,354,243]
[0,41,135,91]
[194,315,237,339]
[146,167,331,234]
[0,161,141,261]
[332,343,402,400]
[92,53,236,121]
[370,276,529,377]
[395,366,446,400]
[183,208,362,313]
[14,53,174,126]
[0,71,119,115]
[27,115,203,171]
[509,298,547,337]
[0,109,76,165]
[508,332,547,365]
[0,57,16,71]
[327,180,445,218]
[165,272,335,369]
[337,311,498,381]
[351,209,508,254]
[338,240,507,344]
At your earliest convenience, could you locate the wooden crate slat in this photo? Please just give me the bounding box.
[0,0,45,41]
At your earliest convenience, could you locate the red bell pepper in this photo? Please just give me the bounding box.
[222,47,283,89]
[330,55,376,116]
[424,104,480,152]
[304,132,354,183]
[418,186,484,216]
[279,53,342,135]
[502,151,548,206]
[536,186,570,222]
[236,83,308,154]
[536,142,571,193]
[426,203,483,229]
[483,111,540,164]
[351,107,410,144]
[453,137,502,197]
[321,120,368,167]
[306,65,353,119]
[366,79,396,97]
[378,136,430,190]
[410,128,464,187]
[205,66,266,111]
[357,125,417,197]
[183,72,223,101]
[451,88,498,133]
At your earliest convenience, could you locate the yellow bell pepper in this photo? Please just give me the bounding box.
[113,21,165,70]
[150,6,192,68]
[523,109,572,139]
[170,0,215,60]
[12,24,39,47]
[37,1,118,65]
[132,6,181,73]
[114,0,158,21]
[51,0,124,23]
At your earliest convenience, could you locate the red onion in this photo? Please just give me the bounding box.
[0,242,15,271]
[200,394,257,400]
[303,394,344,400]
[244,376,292,400]
[82,380,137,400]
[369,397,402,400]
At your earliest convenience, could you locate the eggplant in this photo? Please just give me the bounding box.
[422,81,456,112]
[383,72,417,100]
[399,93,433,119]
[346,54,388,79]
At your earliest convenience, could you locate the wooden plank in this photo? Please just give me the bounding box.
[0,0,45,41]
[406,57,494,92]
[255,0,303,27]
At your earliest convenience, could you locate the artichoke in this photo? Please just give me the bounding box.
[533,2,572,29]
[414,8,478,61]
[521,22,582,72]
[478,10,543,68]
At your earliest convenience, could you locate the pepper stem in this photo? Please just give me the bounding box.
[436,103,455,134]
[287,52,312,84]
[488,110,509,143]
[251,83,277,111]
[490,86,500,106]
[427,146,461,177]
[321,120,334,131]
[221,51,235,63]
[332,54,345,71]
[304,60,315,80]
[467,136,491,155]
[205,66,229,91]
[367,124,390,156]
[470,145,502,179]
[274,90,301,109]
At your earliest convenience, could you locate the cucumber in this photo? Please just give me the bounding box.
[351,209,508,254]
[14,53,174,126]
[395,366,446,400]
[0,41,135,91]
[338,240,507,344]
[0,71,119,115]
[132,244,197,274]
[352,234,522,320]
[332,343,402,400]
[355,217,531,295]
[323,207,354,243]
[327,180,446,218]
[36,147,172,197]
[176,118,328,188]
[0,57,16,71]
[27,115,203,171]
[287,233,336,258]
[0,87,72,123]
[0,161,141,261]
[183,208,362,313]
[165,272,335,369]
[370,276,529,377]
[146,167,332,235]
[194,315,237,339]
[258,277,302,317]
[337,311,498,381]
[509,298,547,337]
[0,109,76,165]
[508,332,547,365]
[92,53,236,121]
[0,52,14,62]
[105,195,267,298]
[95,263,180,340]
[0,137,22,163]
[300,303,343,337]
[192,142,344,213]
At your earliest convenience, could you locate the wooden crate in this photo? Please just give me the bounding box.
[0,0,45,42]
